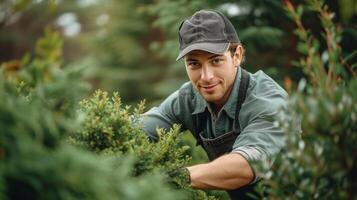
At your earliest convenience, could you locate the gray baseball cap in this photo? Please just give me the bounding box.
[176,10,240,61]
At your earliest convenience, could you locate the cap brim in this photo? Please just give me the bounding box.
[176,42,229,61]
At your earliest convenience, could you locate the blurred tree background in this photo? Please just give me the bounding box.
[1,0,355,106]
[0,0,356,199]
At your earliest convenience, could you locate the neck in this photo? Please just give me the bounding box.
[211,103,223,115]
[212,84,234,114]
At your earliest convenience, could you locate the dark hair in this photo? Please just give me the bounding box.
[229,42,246,63]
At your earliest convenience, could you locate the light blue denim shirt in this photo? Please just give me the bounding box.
[141,67,288,181]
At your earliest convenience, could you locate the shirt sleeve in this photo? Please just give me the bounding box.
[140,90,182,141]
[232,86,288,184]
[232,116,286,183]
[231,71,292,184]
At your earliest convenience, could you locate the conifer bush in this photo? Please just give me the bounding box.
[71,90,190,177]
[71,90,217,199]
[259,1,357,199]
[0,29,183,200]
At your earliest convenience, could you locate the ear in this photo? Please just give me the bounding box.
[233,45,243,67]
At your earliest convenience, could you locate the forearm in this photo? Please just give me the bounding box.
[187,152,254,190]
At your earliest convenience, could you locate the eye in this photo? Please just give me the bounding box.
[187,61,201,70]
[211,58,223,65]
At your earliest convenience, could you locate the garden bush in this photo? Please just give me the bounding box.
[0,29,184,200]
[259,1,357,199]
[70,90,217,199]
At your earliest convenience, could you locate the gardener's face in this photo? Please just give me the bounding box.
[185,46,243,109]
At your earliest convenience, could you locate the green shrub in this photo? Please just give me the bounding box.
[71,90,217,199]
[0,29,183,200]
[261,1,357,199]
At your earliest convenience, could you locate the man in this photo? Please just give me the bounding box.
[141,9,287,200]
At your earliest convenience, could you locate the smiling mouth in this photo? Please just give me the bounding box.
[200,83,219,91]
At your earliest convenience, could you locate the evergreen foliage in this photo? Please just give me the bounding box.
[71,90,217,199]
[0,29,183,200]
[1,28,88,146]
[259,1,357,199]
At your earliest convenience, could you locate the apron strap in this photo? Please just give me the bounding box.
[234,69,250,132]
[193,112,205,146]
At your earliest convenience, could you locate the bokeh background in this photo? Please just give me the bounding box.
[1,0,355,106]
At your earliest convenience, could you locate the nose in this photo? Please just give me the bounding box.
[200,65,214,82]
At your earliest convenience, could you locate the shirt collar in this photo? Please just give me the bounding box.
[192,88,207,115]
[191,67,242,119]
